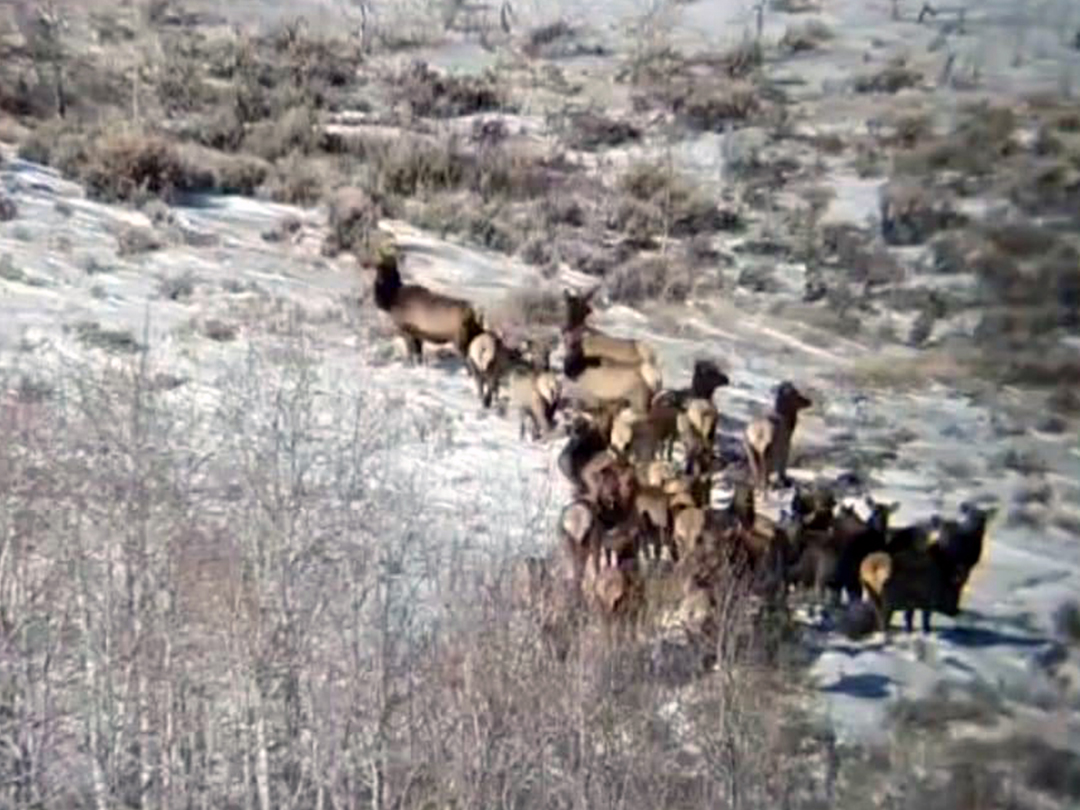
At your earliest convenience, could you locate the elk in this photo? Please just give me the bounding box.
[525,373,564,439]
[466,330,540,408]
[676,398,719,475]
[859,543,969,636]
[744,381,812,492]
[562,287,658,366]
[562,337,662,416]
[369,246,483,364]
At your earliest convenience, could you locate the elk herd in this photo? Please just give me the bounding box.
[363,242,997,651]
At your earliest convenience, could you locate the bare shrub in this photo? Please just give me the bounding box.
[879,179,966,246]
[117,225,165,255]
[984,221,1062,258]
[72,321,143,353]
[0,255,25,283]
[607,254,693,303]
[260,151,326,205]
[242,104,320,161]
[83,133,198,202]
[613,161,740,240]
[779,20,834,52]
[158,271,196,301]
[177,144,270,195]
[1007,157,1080,218]
[565,110,642,151]
[202,318,238,342]
[770,0,821,11]
[322,186,383,256]
[492,288,565,327]
[720,39,764,79]
[894,103,1017,177]
[408,193,526,254]
[670,79,762,131]
[854,61,923,94]
[0,344,841,810]
[521,20,607,59]
[885,111,934,147]
[395,60,509,118]
[359,132,566,208]
[363,133,471,197]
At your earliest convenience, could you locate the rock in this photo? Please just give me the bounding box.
[0,194,16,222]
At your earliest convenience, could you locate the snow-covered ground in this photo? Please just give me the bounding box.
[3,151,1079,750]
[3,0,1080,755]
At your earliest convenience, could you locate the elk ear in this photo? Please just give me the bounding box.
[886,501,900,514]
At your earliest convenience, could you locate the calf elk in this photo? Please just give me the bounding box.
[506,366,561,441]
[466,330,543,408]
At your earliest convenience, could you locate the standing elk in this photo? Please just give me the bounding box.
[744,381,812,492]
[369,246,484,364]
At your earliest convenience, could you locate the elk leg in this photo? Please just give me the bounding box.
[404,333,423,364]
[903,609,915,633]
[921,610,932,634]
[745,443,762,492]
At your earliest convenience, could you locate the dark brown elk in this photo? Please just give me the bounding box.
[859,544,967,636]
[784,489,896,607]
[859,502,994,636]
[744,381,812,492]
[369,248,484,364]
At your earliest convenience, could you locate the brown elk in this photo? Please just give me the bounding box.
[562,337,662,416]
[677,398,719,475]
[369,246,484,364]
[744,381,812,492]
[466,330,544,408]
[563,287,658,366]
[506,366,561,441]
